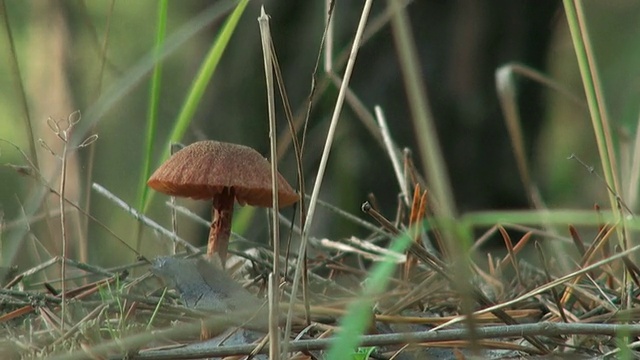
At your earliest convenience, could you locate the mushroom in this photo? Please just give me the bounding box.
[147,140,298,262]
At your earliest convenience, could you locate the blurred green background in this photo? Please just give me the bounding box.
[1,1,639,270]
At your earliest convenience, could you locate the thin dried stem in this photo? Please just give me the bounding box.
[258,6,282,357]
[59,134,69,331]
[91,183,198,253]
[375,105,410,206]
[286,0,374,350]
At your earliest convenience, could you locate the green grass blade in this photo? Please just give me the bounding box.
[457,209,640,232]
[0,0,39,170]
[562,1,621,226]
[142,0,250,213]
[326,232,413,359]
[137,0,168,212]
[459,208,621,228]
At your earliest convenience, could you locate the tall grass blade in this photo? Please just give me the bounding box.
[142,0,250,213]
[0,0,39,169]
[562,1,622,228]
[138,0,169,212]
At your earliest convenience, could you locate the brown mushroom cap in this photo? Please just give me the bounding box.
[148,140,298,207]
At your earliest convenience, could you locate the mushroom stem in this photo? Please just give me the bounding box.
[207,187,235,263]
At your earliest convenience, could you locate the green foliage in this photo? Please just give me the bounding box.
[351,346,376,360]
[98,276,126,339]
[326,232,412,359]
